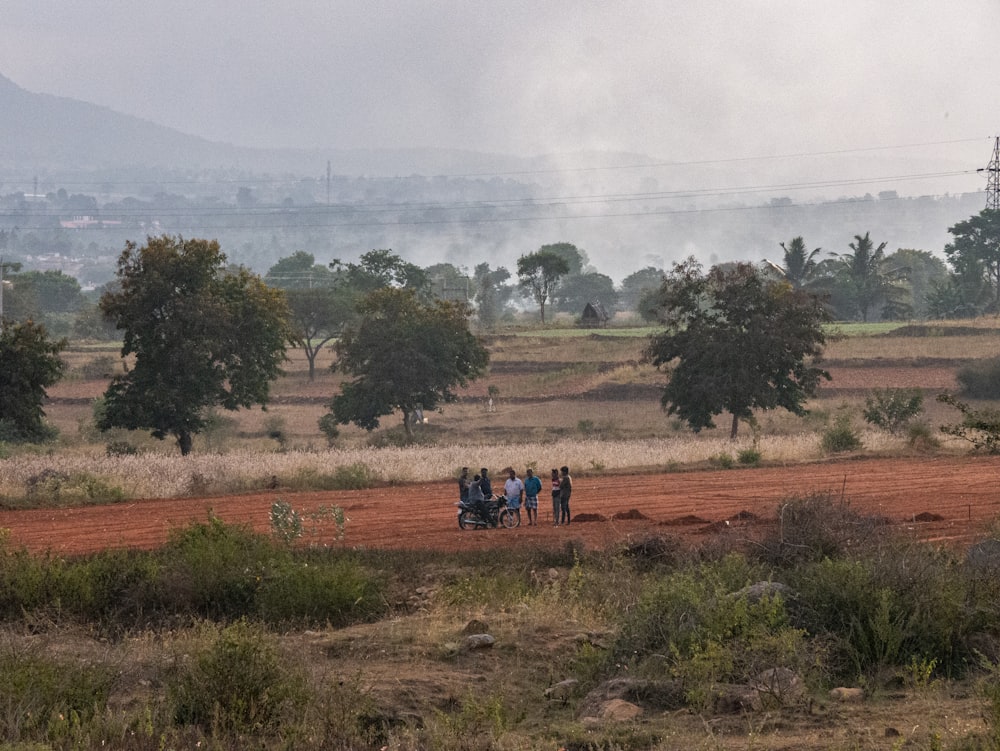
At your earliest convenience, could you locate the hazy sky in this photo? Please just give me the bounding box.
[2,1,999,191]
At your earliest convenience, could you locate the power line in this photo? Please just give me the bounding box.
[0,168,977,222]
[0,136,988,186]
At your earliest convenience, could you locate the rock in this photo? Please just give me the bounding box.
[462,619,489,634]
[597,699,643,721]
[465,633,495,650]
[829,687,864,702]
[544,678,579,701]
[577,677,685,718]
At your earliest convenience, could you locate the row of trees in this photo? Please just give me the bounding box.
[4,206,1000,454]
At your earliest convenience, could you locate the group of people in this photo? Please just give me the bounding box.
[458,465,572,527]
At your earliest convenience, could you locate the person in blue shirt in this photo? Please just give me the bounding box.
[523,467,541,526]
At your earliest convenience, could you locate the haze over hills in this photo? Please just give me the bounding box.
[0,72,662,182]
[0,72,988,283]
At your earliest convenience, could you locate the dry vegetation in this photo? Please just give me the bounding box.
[3,320,1000,749]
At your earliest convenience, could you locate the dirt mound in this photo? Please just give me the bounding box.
[661,514,710,526]
[611,509,649,520]
[729,510,758,522]
[913,511,945,522]
[572,513,607,523]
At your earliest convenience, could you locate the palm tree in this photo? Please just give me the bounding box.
[836,232,902,322]
[777,236,822,288]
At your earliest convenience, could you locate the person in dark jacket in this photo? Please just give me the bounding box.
[559,466,572,525]
[479,467,492,499]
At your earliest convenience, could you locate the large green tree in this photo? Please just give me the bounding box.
[98,236,293,455]
[945,209,1000,312]
[644,258,831,438]
[619,266,666,312]
[516,249,570,323]
[0,318,66,442]
[266,252,350,381]
[553,272,618,314]
[328,288,488,439]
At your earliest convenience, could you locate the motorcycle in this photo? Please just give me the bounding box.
[456,494,519,529]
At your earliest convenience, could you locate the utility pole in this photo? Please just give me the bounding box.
[985,137,1000,210]
[326,160,331,206]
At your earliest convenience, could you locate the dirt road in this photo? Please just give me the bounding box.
[0,455,996,556]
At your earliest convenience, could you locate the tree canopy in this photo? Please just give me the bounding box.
[516,249,570,323]
[945,209,1000,312]
[328,287,488,438]
[98,236,293,455]
[0,318,66,442]
[644,258,831,438]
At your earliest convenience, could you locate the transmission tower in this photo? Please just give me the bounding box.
[986,136,1000,210]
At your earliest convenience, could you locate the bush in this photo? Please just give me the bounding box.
[156,517,277,619]
[257,557,384,627]
[72,354,117,380]
[166,619,308,737]
[821,413,863,453]
[737,446,762,466]
[863,387,924,435]
[754,493,886,566]
[938,393,1000,453]
[957,357,1000,399]
[0,639,115,738]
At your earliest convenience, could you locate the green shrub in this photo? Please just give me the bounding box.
[256,557,385,627]
[156,517,278,619]
[105,440,138,456]
[286,463,376,491]
[0,639,115,738]
[957,357,1000,399]
[712,452,734,469]
[166,619,308,737]
[317,413,340,446]
[906,420,940,451]
[938,393,1000,453]
[737,446,762,466]
[821,413,863,453]
[862,387,924,435]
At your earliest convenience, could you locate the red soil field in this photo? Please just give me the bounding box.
[0,455,997,556]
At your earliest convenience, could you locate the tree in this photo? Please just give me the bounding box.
[0,318,66,442]
[539,242,588,275]
[11,270,85,314]
[516,249,570,323]
[98,236,293,455]
[552,272,618,314]
[944,210,1000,312]
[330,249,430,299]
[619,267,666,312]
[267,252,349,381]
[328,288,488,439]
[644,258,831,438]
[472,262,513,330]
[775,236,822,289]
[833,232,905,321]
[886,248,949,319]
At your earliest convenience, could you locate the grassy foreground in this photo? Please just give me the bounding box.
[1,496,1000,750]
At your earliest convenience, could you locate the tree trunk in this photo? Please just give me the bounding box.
[730,413,740,440]
[402,411,412,440]
[540,300,546,323]
[177,430,193,456]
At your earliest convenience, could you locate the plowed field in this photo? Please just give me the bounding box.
[1,455,998,556]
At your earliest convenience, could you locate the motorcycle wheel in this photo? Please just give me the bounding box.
[458,510,479,530]
[499,509,519,529]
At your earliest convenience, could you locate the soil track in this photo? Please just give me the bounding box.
[1,455,999,556]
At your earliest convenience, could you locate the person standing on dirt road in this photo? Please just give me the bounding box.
[458,467,469,504]
[504,468,525,526]
[523,468,541,526]
[559,466,573,525]
[550,469,561,526]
